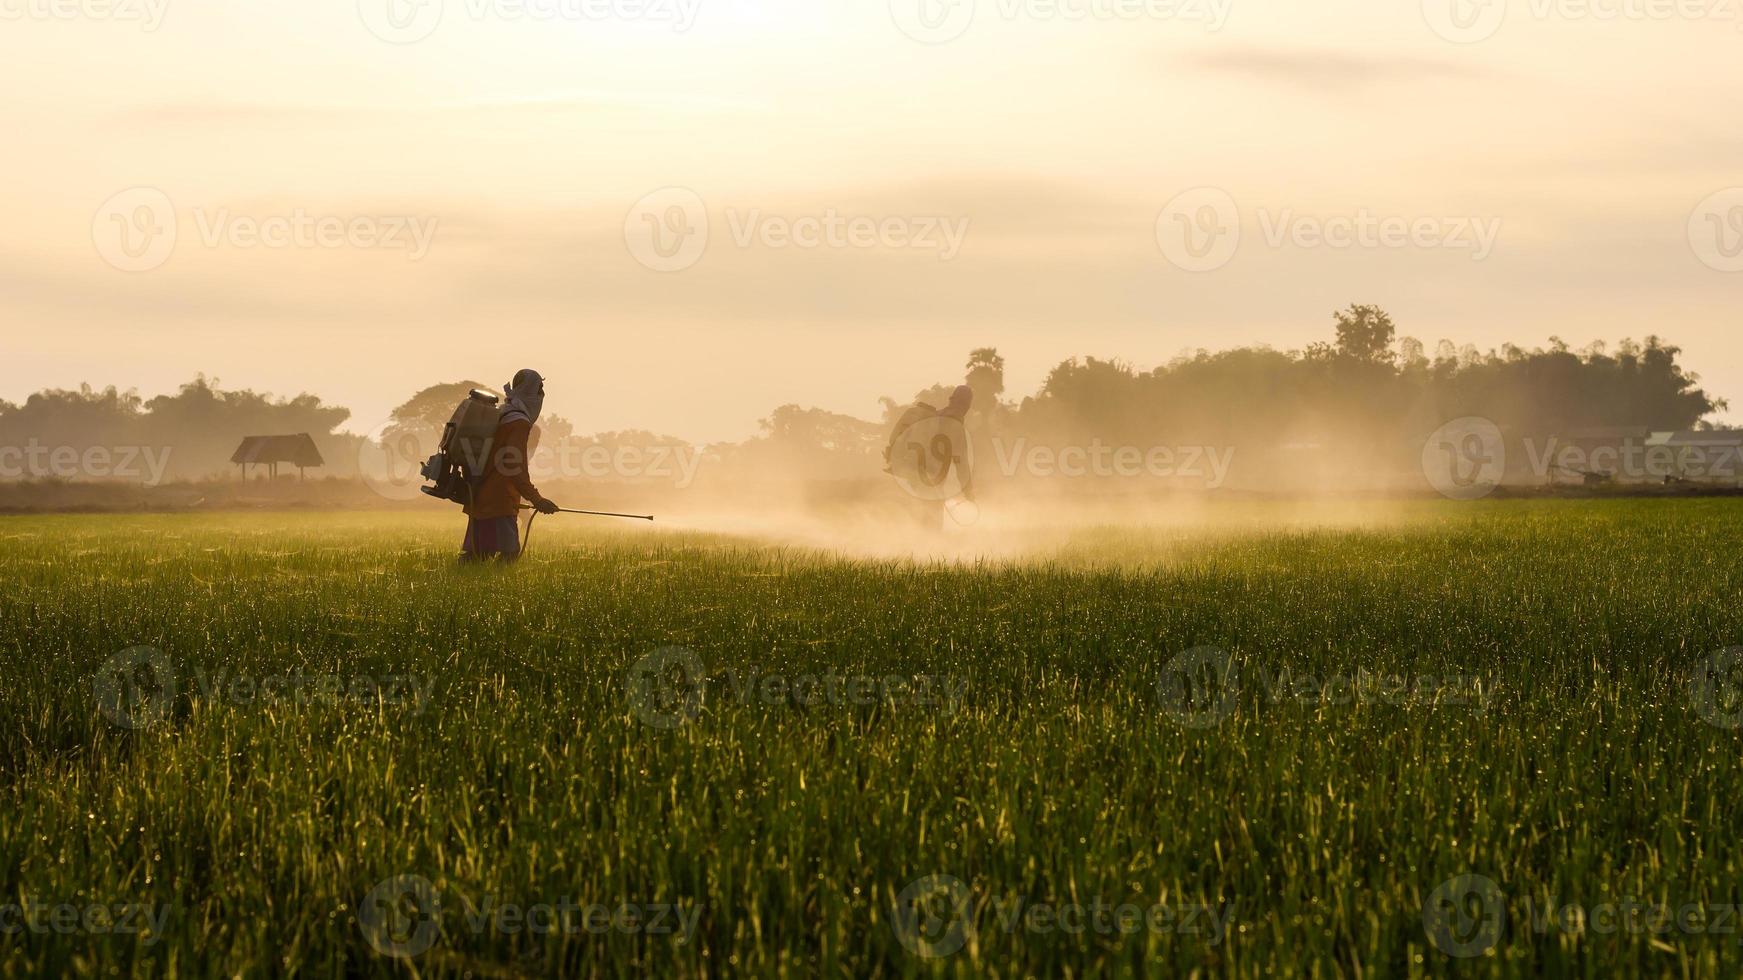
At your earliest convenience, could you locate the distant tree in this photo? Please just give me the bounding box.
[0,385,145,450]
[0,377,355,481]
[383,381,491,439]
[966,348,1006,402]
[1398,337,1428,372]
[758,405,882,455]
[137,377,353,479]
[1333,304,1398,364]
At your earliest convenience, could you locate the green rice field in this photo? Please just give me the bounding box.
[2,501,1741,977]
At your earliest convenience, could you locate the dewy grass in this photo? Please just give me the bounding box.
[2,502,1742,977]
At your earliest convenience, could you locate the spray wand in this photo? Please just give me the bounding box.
[518,504,655,555]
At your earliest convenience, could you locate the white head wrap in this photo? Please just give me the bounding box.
[502,369,545,425]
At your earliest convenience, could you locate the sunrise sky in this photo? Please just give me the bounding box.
[3,0,1740,441]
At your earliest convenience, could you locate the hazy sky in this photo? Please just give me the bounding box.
[3,0,1740,442]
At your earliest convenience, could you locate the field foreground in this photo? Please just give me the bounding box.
[2,502,1742,977]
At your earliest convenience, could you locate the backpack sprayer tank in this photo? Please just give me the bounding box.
[418,389,501,505]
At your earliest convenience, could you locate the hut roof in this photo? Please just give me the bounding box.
[230,434,324,468]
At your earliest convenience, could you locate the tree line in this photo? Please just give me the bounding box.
[0,306,1725,487]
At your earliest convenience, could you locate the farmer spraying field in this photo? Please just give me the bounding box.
[460,369,560,562]
[886,384,976,530]
[413,369,653,560]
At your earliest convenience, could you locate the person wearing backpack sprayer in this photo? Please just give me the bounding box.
[884,384,976,530]
[460,369,560,562]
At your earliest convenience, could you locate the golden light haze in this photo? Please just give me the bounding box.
[3,0,1739,440]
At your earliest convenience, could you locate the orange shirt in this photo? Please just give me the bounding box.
[463,418,543,519]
